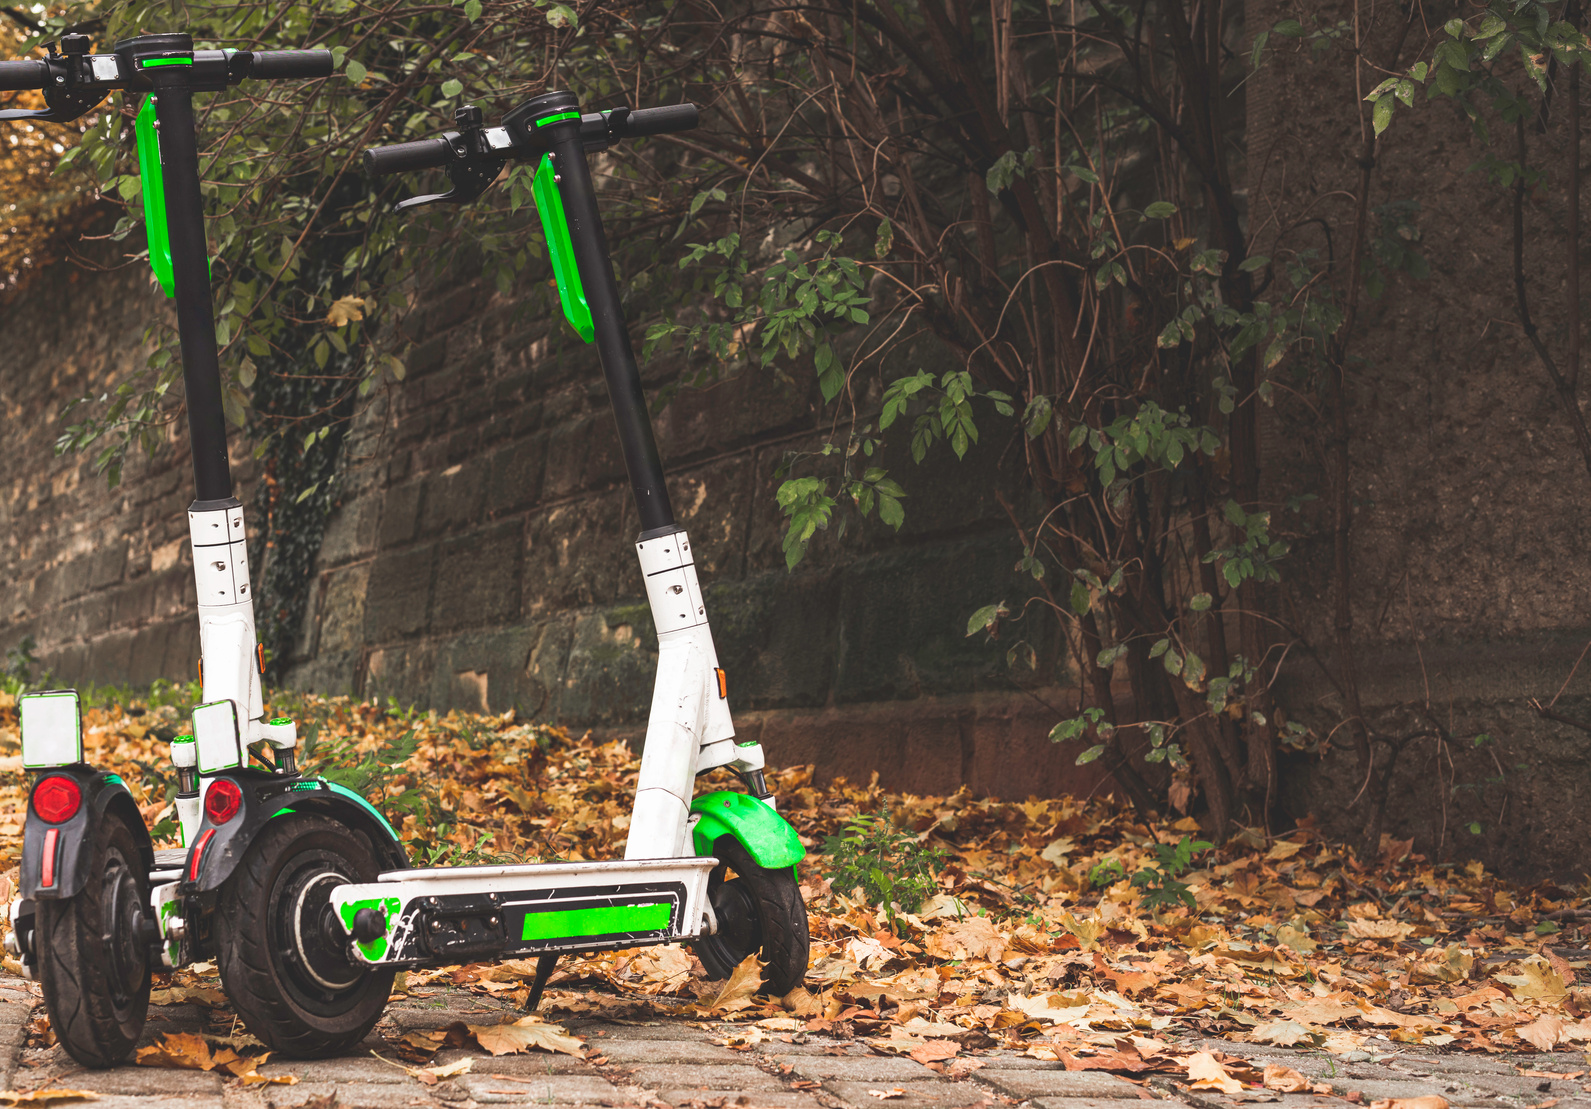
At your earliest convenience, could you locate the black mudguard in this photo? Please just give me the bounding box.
[182,770,407,893]
[21,767,154,900]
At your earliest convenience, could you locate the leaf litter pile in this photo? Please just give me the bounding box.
[0,690,1589,1100]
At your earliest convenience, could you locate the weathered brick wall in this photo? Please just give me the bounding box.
[2,255,1091,800]
[0,259,239,688]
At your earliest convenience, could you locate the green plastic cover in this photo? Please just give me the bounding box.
[134,96,174,298]
[531,152,594,344]
[690,790,806,870]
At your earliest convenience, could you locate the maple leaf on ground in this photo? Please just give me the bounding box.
[908,1040,959,1065]
[694,954,765,1014]
[1348,919,1416,942]
[465,1017,585,1057]
[1185,1052,1243,1094]
[1263,1064,1309,1092]
[1250,1020,1317,1047]
[1497,959,1569,1005]
[1515,1015,1567,1052]
[135,1032,223,1070]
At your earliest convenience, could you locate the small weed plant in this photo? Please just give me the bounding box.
[824,806,944,916]
[1086,835,1211,910]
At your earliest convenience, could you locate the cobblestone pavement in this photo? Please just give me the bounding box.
[0,978,1582,1109]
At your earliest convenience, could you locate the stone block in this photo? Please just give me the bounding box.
[484,434,551,518]
[319,495,382,565]
[317,563,371,655]
[263,1081,434,1109]
[823,1080,992,1108]
[429,1047,600,1075]
[517,617,574,718]
[656,1092,824,1109]
[90,541,128,588]
[543,416,627,501]
[433,521,523,632]
[974,1070,1141,1099]
[1032,1102,1185,1109]
[833,534,1023,704]
[450,1073,625,1104]
[707,571,840,712]
[379,482,425,548]
[780,1056,935,1083]
[665,456,755,581]
[127,623,173,686]
[257,1055,419,1085]
[365,545,436,641]
[652,365,811,460]
[595,1038,746,1065]
[108,578,159,627]
[420,458,489,537]
[84,630,137,685]
[159,618,200,682]
[437,627,538,714]
[627,1064,788,1091]
[364,640,441,708]
[63,1068,225,1096]
[523,492,633,616]
[555,607,659,726]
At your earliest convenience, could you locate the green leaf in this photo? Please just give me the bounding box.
[966,603,1004,637]
[1189,592,1213,612]
[1075,744,1106,766]
[1144,201,1177,219]
[1372,95,1394,136]
[345,59,368,84]
[441,78,464,98]
[464,0,482,19]
[1070,580,1090,615]
[1238,254,1270,273]
[1273,18,1305,37]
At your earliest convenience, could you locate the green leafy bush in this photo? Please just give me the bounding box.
[823,807,944,914]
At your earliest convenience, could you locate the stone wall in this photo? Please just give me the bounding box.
[1,254,1096,802]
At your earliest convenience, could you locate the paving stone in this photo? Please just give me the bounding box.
[1461,1073,1583,1099]
[256,1055,424,1084]
[1326,1079,1488,1105]
[975,1070,1141,1100]
[654,1091,826,1108]
[597,1038,747,1065]
[570,1020,712,1041]
[30,1098,223,1109]
[448,1072,633,1104]
[750,1038,867,1056]
[628,1064,788,1091]
[62,1067,226,1095]
[779,1055,936,1082]
[264,1081,444,1109]
[1033,1101,1197,1109]
[389,1003,517,1031]
[822,1079,992,1108]
[431,1046,602,1074]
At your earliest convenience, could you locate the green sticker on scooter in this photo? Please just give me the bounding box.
[532,152,594,344]
[135,95,210,298]
[337,895,402,962]
[520,901,671,942]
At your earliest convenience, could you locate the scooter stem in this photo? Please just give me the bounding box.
[544,119,674,534]
[151,77,233,502]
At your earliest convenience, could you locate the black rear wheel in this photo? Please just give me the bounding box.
[695,837,809,997]
[37,810,152,1068]
[216,814,394,1057]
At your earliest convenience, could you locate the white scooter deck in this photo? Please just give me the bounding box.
[329,856,716,967]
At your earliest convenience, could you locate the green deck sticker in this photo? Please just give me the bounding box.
[520,902,671,942]
[337,895,402,961]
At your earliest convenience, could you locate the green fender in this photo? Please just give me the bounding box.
[690,791,805,869]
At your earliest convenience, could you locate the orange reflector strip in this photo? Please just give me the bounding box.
[189,828,216,882]
[257,644,265,673]
[40,828,58,888]
[715,668,727,699]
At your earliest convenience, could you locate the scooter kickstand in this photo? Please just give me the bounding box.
[527,953,558,1011]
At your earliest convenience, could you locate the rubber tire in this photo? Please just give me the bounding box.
[216,813,394,1057]
[695,837,809,997]
[36,810,151,1068]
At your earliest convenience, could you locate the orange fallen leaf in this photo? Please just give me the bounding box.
[1186,1052,1243,1095]
[1263,1064,1309,1093]
[1366,1098,1448,1109]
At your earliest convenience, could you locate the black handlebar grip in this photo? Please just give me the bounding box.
[619,103,699,137]
[248,49,334,80]
[363,137,454,176]
[0,60,47,92]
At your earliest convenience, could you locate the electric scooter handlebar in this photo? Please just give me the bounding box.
[0,35,332,124]
[362,96,698,208]
[0,60,47,90]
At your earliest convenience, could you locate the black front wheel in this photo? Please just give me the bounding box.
[216,813,394,1057]
[694,837,809,997]
[37,810,152,1068]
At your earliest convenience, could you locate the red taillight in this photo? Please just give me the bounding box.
[32,776,81,824]
[204,779,242,824]
[40,828,58,887]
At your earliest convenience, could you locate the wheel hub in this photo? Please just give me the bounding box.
[100,858,147,1009]
[280,867,360,993]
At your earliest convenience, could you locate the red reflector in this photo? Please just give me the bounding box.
[189,828,216,882]
[40,828,58,887]
[204,779,242,825]
[32,776,81,824]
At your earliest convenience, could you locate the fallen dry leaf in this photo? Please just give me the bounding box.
[694,954,765,1013]
[1263,1064,1309,1093]
[1366,1098,1448,1109]
[466,1017,585,1057]
[0,1094,100,1107]
[866,1090,907,1100]
[1186,1052,1244,1095]
[1250,1020,1315,1047]
[907,1040,959,1065]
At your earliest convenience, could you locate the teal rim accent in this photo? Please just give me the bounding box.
[324,781,404,854]
[272,806,295,818]
[102,774,123,785]
[534,110,580,127]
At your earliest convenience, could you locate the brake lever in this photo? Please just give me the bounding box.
[394,106,506,211]
[0,86,106,124]
[395,150,507,210]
